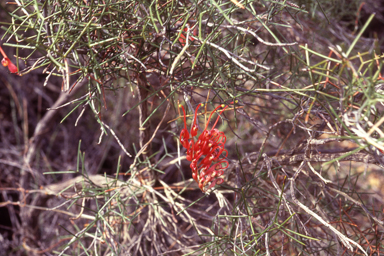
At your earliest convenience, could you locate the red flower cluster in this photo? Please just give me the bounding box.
[178,26,197,47]
[179,103,230,191]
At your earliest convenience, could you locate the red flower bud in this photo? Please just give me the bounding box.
[1,46,18,75]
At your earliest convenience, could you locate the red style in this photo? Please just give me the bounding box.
[0,46,18,75]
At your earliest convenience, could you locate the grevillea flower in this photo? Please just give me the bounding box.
[179,103,231,192]
[178,23,197,47]
[0,46,18,75]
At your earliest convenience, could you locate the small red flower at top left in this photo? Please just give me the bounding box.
[0,46,19,75]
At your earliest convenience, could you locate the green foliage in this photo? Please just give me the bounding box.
[1,0,384,255]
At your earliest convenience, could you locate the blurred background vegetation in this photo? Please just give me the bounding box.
[0,0,384,255]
